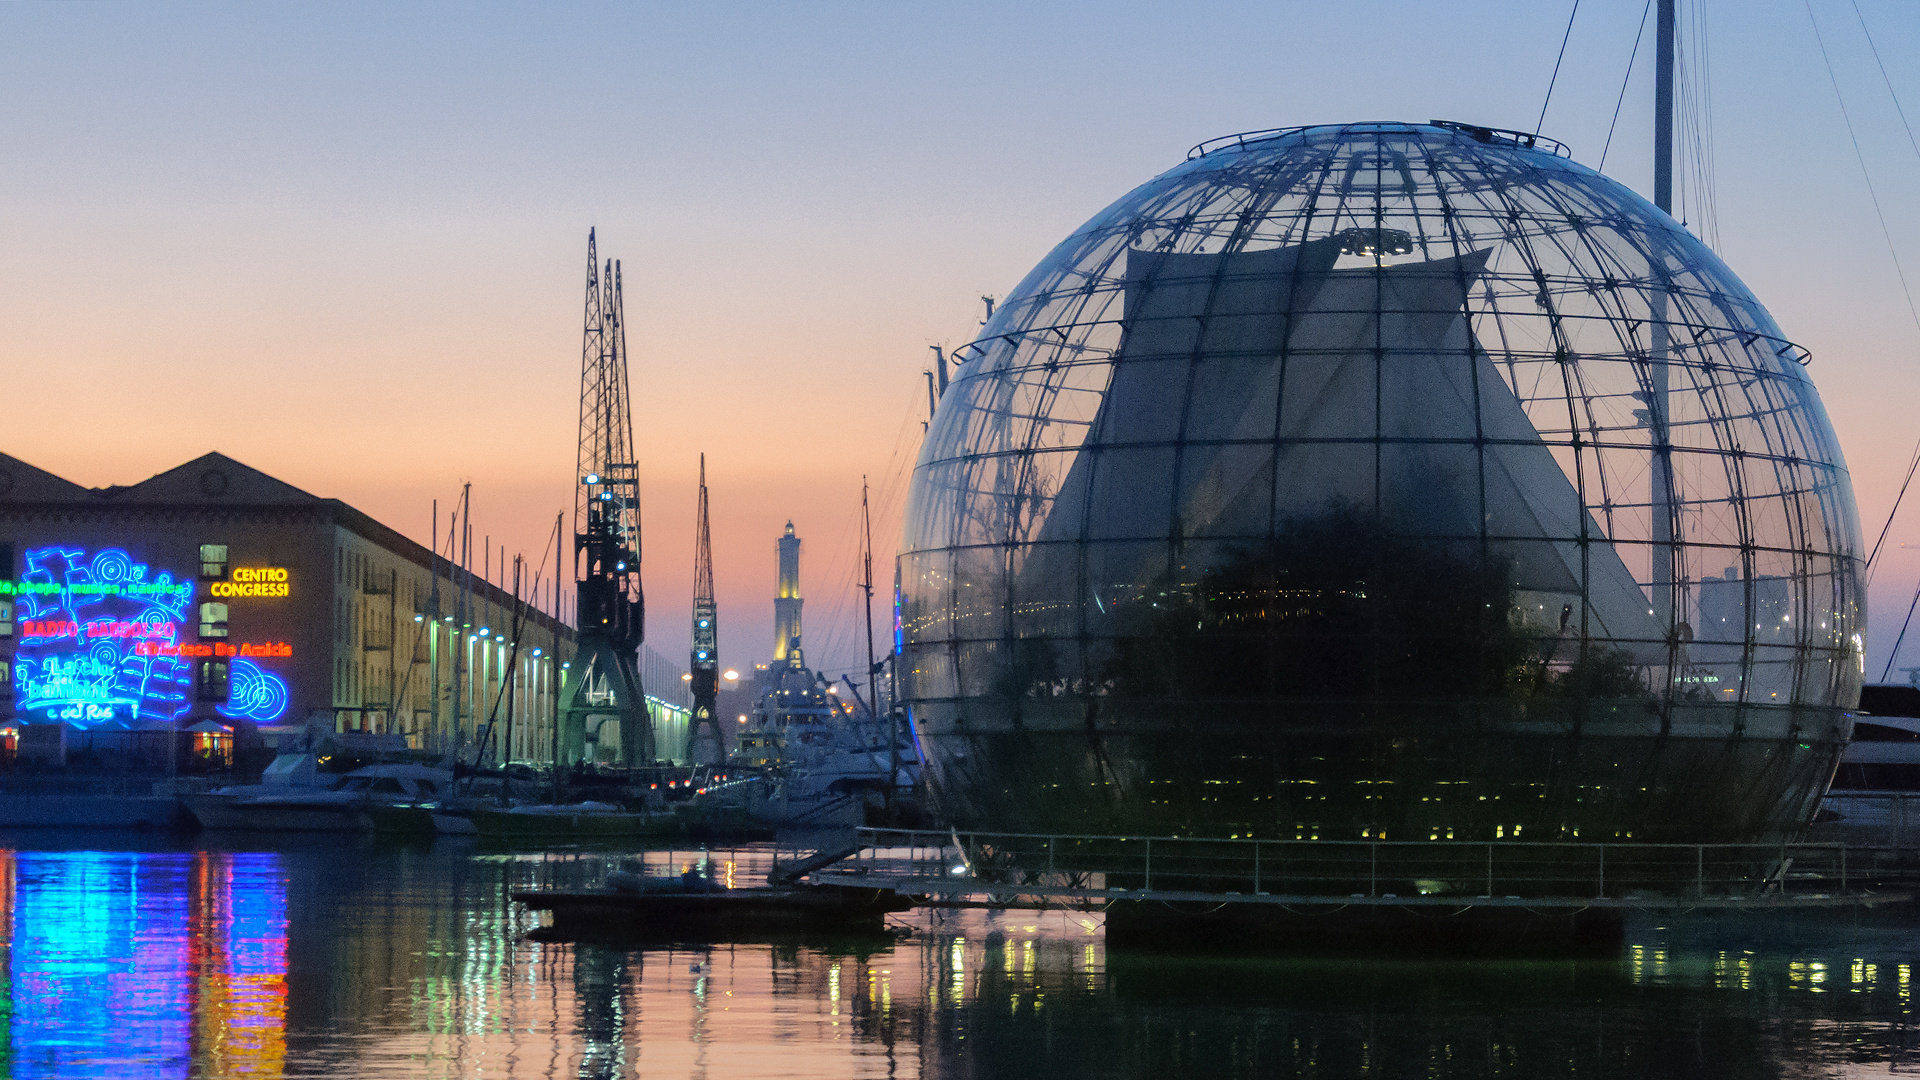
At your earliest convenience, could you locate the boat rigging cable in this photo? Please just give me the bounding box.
[472,514,561,770]
[1837,0,1920,588]
[1805,1,1920,677]
[1676,0,1719,248]
[1535,0,1582,134]
[1598,0,1654,174]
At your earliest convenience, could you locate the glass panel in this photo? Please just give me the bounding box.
[1010,540,1078,639]
[1085,447,1177,541]
[949,545,1007,643]
[901,643,956,702]
[1178,442,1273,539]
[897,550,951,646]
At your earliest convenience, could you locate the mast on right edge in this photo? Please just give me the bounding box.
[1648,0,1682,699]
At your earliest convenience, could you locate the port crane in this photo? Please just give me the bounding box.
[556,229,651,768]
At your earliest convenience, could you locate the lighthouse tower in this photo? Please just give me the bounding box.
[773,521,803,668]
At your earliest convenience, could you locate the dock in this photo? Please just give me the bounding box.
[803,827,1918,954]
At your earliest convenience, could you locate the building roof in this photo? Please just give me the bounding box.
[104,452,326,506]
[0,453,92,502]
[0,451,572,640]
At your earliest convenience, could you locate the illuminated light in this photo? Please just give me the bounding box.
[14,546,193,727]
[828,685,839,694]
[133,640,291,659]
[615,561,627,571]
[738,716,747,723]
[0,574,191,603]
[562,662,571,669]
[217,658,291,724]
[413,614,424,622]
[583,473,600,485]
[21,619,179,640]
[479,627,490,637]
[210,578,290,599]
[723,669,739,681]
[681,673,692,682]
[532,648,543,657]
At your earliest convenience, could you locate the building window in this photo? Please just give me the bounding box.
[191,725,232,769]
[199,601,229,639]
[196,658,231,702]
[199,544,229,579]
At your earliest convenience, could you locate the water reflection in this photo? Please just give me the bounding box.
[5,847,286,1079]
[0,836,1916,1077]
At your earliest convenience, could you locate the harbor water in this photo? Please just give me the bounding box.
[5,832,1920,1078]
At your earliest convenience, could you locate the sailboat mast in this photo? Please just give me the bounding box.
[551,510,563,803]
[429,498,439,753]
[1654,0,1675,214]
[1648,0,1681,694]
[861,476,878,723]
[460,485,473,753]
[689,453,723,765]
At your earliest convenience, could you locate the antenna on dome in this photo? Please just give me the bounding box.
[930,344,949,396]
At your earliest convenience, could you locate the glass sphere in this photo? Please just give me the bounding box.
[899,122,1862,843]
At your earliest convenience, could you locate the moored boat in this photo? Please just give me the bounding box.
[468,801,684,840]
[188,762,450,832]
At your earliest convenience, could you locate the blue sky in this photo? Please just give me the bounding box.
[4,0,1918,675]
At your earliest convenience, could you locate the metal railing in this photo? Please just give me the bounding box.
[838,827,1873,902]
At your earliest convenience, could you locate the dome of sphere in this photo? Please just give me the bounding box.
[898,121,1863,844]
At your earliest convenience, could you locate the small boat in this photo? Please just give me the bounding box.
[467,801,684,840]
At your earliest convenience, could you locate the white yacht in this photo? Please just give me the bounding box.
[1830,684,1920,794]
[186,759,450,832]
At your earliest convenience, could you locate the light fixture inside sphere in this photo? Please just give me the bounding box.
[897,122,1862,844]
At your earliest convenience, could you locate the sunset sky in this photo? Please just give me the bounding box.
[5,1,1919,679]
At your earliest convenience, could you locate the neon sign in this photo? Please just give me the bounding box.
[135,640,291,659]
[218,658,289,724]
[0,577,192,602]
[211,568,290,599]
[13,547,193,726]
[21,620,179,639]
